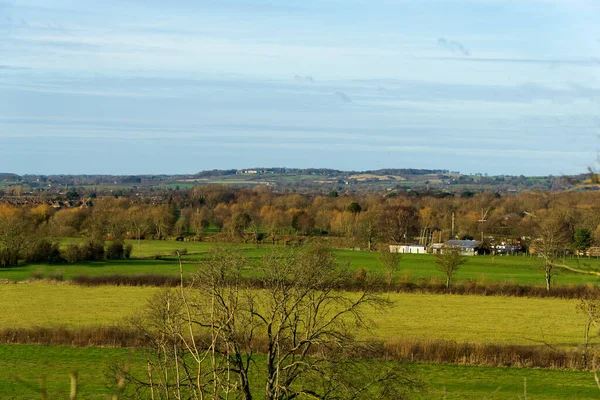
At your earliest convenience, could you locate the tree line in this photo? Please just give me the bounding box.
[1,186,599,266]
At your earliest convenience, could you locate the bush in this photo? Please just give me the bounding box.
[62,242,84,263]
[106,240,125,260]
[82,240,105,261]
[354,267,367,284]
[30,269,44,280]
[72,274,181,287]
[62,240,105,262]
[124,244,133,259]
[26,239,63,264]
[47,270,64,281]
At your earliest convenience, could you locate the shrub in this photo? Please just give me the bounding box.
[62,242,84,263]
[82,240,105,261]
[30,269,44,280]
[62,239,106,262]
[354,267,367,284]
[106,240,125,260]
[26,239,63,264]
[124,244,133,259]
[47,270,64,281]
[0,326,146,347]
[72,274,180,287]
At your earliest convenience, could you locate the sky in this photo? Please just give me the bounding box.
[0,0,599,176]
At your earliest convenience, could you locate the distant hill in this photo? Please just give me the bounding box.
[0,168,584,196]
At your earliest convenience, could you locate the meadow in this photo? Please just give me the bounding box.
[2,239,600,287]
[0,283,593,347]
[3,240,600,398]
[1,345,599,400]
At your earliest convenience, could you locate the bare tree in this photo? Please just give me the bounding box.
[379,205,417,244]
[435,246,468,289]
[127,206,151,251]
[534,210,571,291]
[124,246,422,399]
[378,248,401,286]
[357,210,380,251]
[577,290,600,389]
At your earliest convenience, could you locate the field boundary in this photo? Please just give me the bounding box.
[1,327,595,371]
[62,273,600,299]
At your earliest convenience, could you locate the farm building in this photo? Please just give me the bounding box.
[432,240,483,256]
[587,247,600,257]
[389,244,427,254]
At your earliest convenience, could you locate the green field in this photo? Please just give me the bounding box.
[0,283,593,347]
[1,345,598,399]
[3,239,600,287]
[3,240,600,398]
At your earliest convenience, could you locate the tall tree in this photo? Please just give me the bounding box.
[379,205,418,244]
[127,206,151,250]
[0,205,34,267]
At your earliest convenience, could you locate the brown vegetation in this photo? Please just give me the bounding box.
[68,272,599,299]
[5,186,600,267]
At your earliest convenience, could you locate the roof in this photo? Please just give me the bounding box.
[446,240,482,249]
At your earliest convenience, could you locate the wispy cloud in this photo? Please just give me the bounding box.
[437,37,471,56]
[0,0,598,175]
[425,56,600,67]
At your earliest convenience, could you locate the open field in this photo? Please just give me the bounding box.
[1,345,598,400]
[3,239,600,287]
[0,283,593,347]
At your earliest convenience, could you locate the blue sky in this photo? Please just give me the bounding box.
[1,0,599,175]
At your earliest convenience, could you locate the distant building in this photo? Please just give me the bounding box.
[586,247,600,257]
[431,240,482,256]
[389,244,427,254]
[491,242,522,255]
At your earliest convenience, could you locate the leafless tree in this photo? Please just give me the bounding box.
[534,210,571,291]
[435,246,468,289]
[123,246,422,399]
[127,206,151,251]
[378,248,401,286]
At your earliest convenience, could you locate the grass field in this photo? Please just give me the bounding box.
[2,240,598,399]
[3,239,600,287]
[0,283,593,347]
[1,345,598,399]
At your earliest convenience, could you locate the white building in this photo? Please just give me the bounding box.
[389,244,427,254]
[431,240,482,256]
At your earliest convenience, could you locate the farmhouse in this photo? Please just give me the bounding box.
[432,240,483,256]
[389,244,427,254]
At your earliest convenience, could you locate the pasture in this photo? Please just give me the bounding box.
[3,241,600,398]
[2,239,600,287]
[1,345,598,400]
[0,283,593,347]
